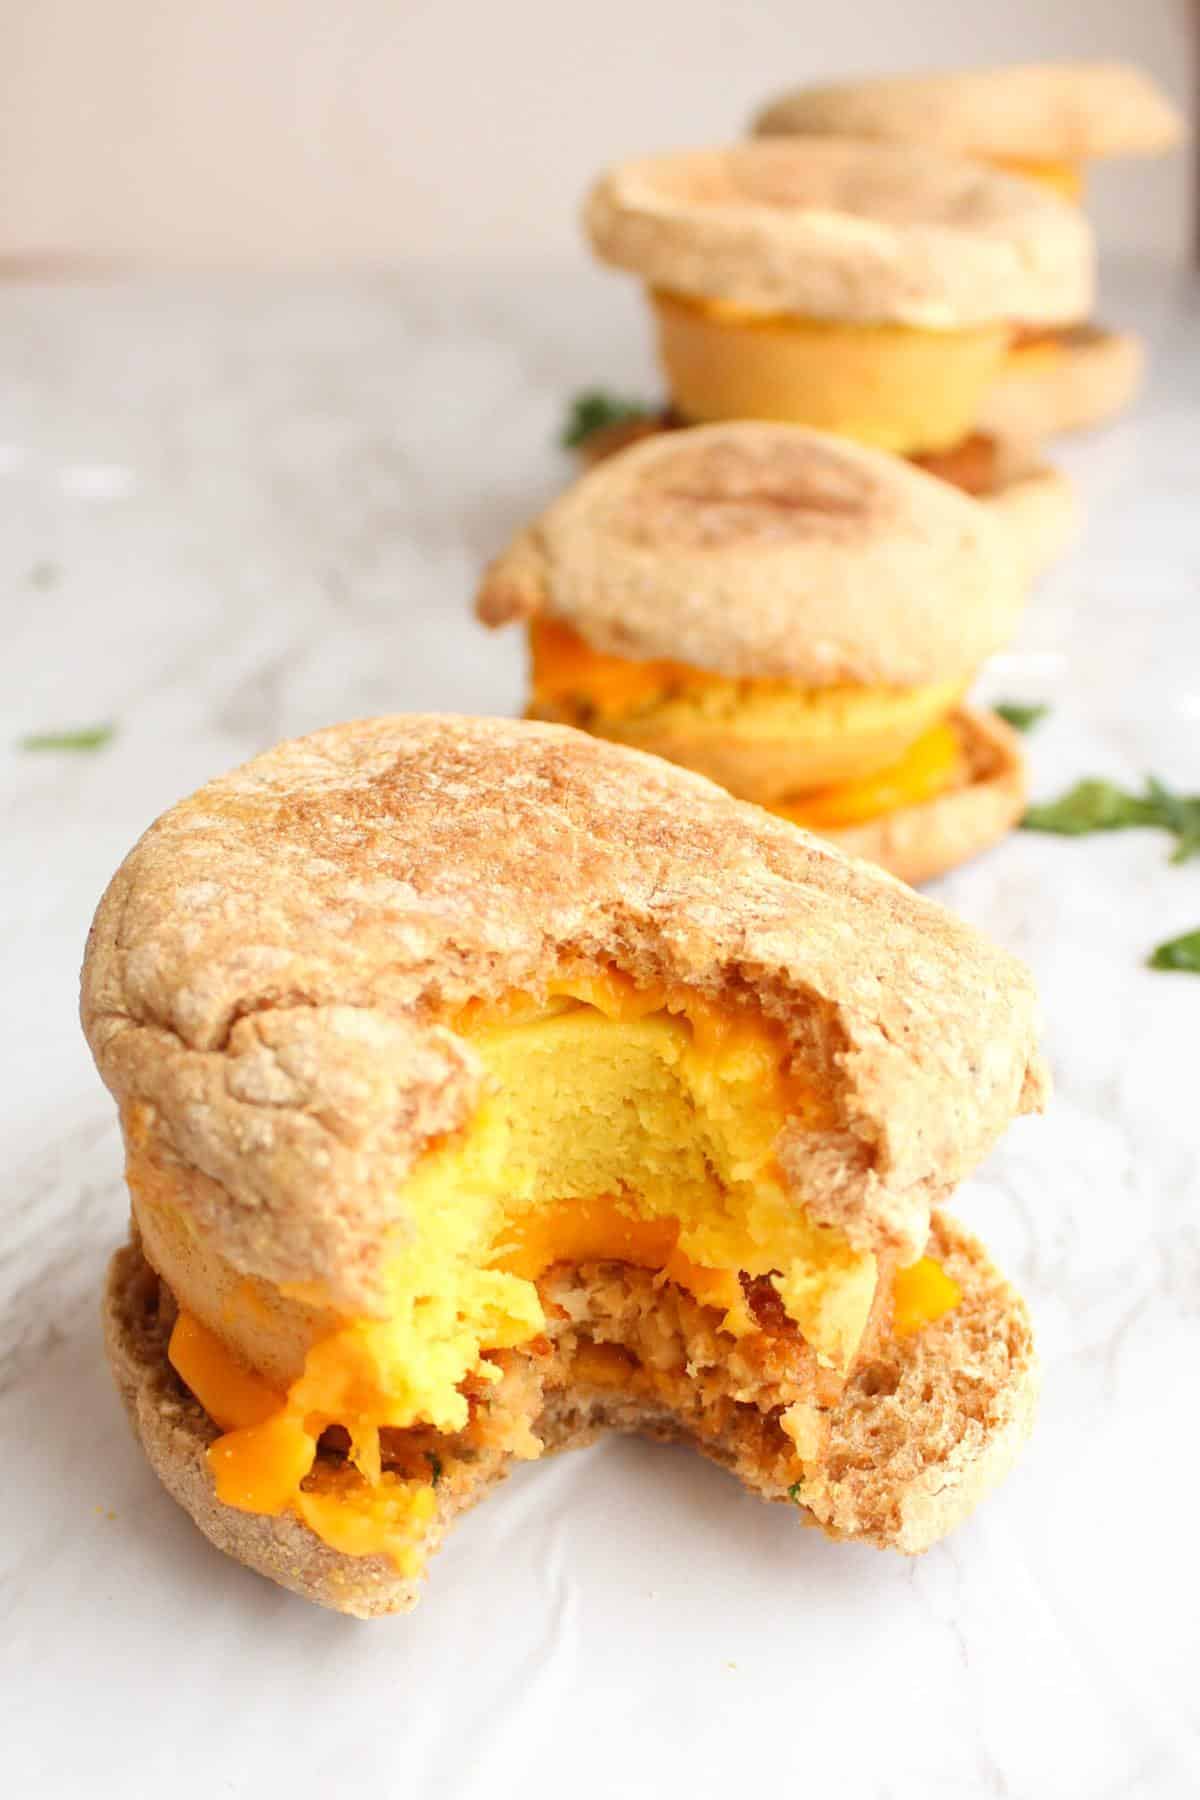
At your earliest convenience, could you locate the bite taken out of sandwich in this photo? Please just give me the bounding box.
[84,715,1046,1617]
[481,422,1031,885]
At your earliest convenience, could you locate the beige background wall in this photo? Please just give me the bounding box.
[3,0,1193,267]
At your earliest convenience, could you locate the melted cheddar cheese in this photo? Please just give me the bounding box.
[892,1256,963,1337]
[529,615,714,715]
[493,1194,742,1313]
[987,156,1085,204]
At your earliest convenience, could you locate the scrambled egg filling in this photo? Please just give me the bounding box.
[772,720,964,830]
[151,976,959,1573]
[649,289,1010,453]
[530,619,966,822]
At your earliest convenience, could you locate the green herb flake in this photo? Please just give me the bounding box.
[561,388,654,450]
[1022,775,1200,861]
[1148,929,1200,974]
[786,1480,804,1505]
[994,701,1049,733]
[425,1451,443,1488]
[1145,777,1200,865]
[19,722,116,753]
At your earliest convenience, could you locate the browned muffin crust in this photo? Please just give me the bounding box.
[560,414,1074,582]
[482,423,1024,690]
[584,139,1094,328]
[752,62,1185,162]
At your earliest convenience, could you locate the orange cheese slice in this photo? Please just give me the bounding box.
[169,1311,438,1565]
[988,156,1084,204]
[530,616,726,714]
[295,1476,437,1576]
[491,1194,742,1314]
[892,1257,962,1336]
[168,1310,287,1432]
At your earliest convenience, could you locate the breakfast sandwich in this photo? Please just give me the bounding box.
[752,63,1184,438]
[481,422,1030,885]
[85,716,1045,1617]
[575,137,1092,575]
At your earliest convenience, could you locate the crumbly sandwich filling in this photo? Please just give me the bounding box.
[648,288,1011,454]
[162,1252,960,1570]
[132,971,962,1575]
[529,618,968,825]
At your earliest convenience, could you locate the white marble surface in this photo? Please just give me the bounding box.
[1,264,1197,1800]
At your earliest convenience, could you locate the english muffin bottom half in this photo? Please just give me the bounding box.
[482,423,1030,882]
[979,323,1145,441]
[84,716,1046,1615]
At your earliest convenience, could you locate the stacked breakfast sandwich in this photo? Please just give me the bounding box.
[87,717,1044,1616]
[480,421,1030,883]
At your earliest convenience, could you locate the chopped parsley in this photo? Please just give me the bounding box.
[425,1451,443,1488]
[993,701,1049,733]
[561,388,654,450]
[786,1480,804,1504]
[1022,775,1200,863]
[19,722,116,753]
[1147,928,1200,974]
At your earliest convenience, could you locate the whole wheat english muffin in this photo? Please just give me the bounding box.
[909,435,1080,580]
[84,716,1046,1614]
[752,62,1184,164]
[480,425,1031,881]
[980,324,1144,442]
[751,66,1181,439]
[585,138,1093,329]
[570,412,1077,582]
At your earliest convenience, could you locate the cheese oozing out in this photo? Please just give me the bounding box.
[529,619,966,822]
[986,155,1085,205]
[648,289,1011,454]
[151,973,961,1573]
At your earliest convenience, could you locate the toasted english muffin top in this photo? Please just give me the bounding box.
[479,423,1026,688]
[585,138,1094,328]
[752,62,1184,162]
